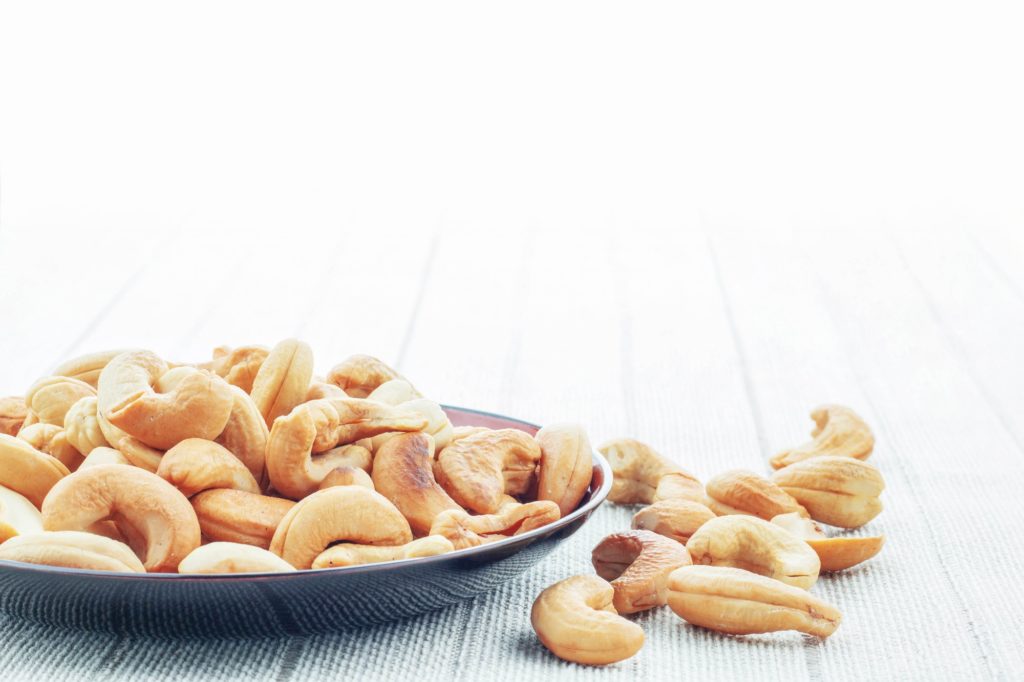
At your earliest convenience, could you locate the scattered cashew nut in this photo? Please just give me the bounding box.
[771,511,885,571]
[705,469,807,520]
[772,455,885,528]
[591,529,692,614]
[771,404,874,470]
[631,498,716,545]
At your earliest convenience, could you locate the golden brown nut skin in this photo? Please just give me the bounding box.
[372,432,463,536]
[157,438,260,497]
[0,433,71,508]
[250,339,314,427]
[326,354,406,398]
[591,529,692,614]
[631,498,716,544]
[429,501,560,550]
[535,423,594,517]
[772,456,885,528]
[191,488,294,549]
[318,466,374,490]
[0,530,145,573]
[434,429,541,514]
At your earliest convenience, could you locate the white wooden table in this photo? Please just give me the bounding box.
[1,216,1022,680]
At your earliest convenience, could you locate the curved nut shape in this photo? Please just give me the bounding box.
[250,339,314,426]
[305,380,347,401]
[327,354,408,398]
[157,438,260,498]
[535,423,594,517]
[667,565,841,638]
[531,575,644,666]
[591,530,692,614]
[269,486,412,569]
[599,438,689,505]
[178,541,295,574]
[705,469,807,520]
[0,396,28,437]
[209,345,269,393]
[191,488,294,549]
[686,515,820,590]
[215,387,269,488]
[0,484,44,542]
[771,404,874,470]
[373,432,463,535]
[53,349,132,388]
[79,447,130,469]
[26,376,96,427]
[652,471,706,504]
[434,429,541,514]
[631,498,716,545]
[772,456,885,528]
[366,379,420,406]
[98,351,234,450]
[369,398,454,452]
[312,535,454,569]
[17,423,83,471]
[318,466,374,490]
[0,434,70,508]
[450,425,489,443]
[267,398,426,499]
[0,530,145,573]
[771,512,885,571]
[63,396,109,456]
[429,500,560,550]
[116,437,164,472]
[41,464,201,572]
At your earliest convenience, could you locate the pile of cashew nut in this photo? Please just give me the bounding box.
[531,404,885,666]
[0,342,595,575]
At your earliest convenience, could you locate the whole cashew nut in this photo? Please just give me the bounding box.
[368,398,454,452]
[269,485,412,569]
[0,396,28,437]
[599,438,694,505]
[63,396,109,456]
[0,530,145,573]
[327,354,409,398]
[17,423,83,471]
[312,535,454,569]
[535,423,594,517]
[771,512,885,572]
[531,575,645,666]
[685,515,821,590]
[591,529,692,614]
[157,438,260,498]
[215,386,269,488]
[78,447,130,469]
[25,376,96,427]
[429,500,560,550]
[52,349,132,388]
[250,339,314,427]
[209,345,269,393]
[318,466,374,490]
[372,432,463,535]
[705,469,807,520]
[178,541,295,574]
[631,498,716,545]
[41,463,201,572]
[305,379,347,402]
[191,488,294,549]
[116,436,164,472]
[771,404,874,470]
[434,429,541,514]
[98,351,233,450]
[772,456,885,528]
[266,398,427,499]
[0,484,44,542]
[366,379,420,406]
[0,433,70,508]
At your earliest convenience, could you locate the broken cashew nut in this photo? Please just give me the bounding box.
[591,529,692,614]
[771,404,874,470]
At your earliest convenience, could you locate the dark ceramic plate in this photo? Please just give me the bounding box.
[0,406,612,637]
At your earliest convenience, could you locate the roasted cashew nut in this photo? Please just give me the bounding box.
[771,511,885,571]
[41,463,201,572]
[78,447,130,469]
[25,376,96,427]
[205,345,269,393]
[318,466,374,490]
[312,535,454,569]
[0,396,28,437]
[365,379,420,406]
[591,529,692,614]
[305,379,347,401]
[685,515,821,590]
[327,354,409,398]
[531,575,645,666]
[771,404,874,470]
[429,500,560,550]
[116,436,164,472]
[705,469,807,520]
[0,484,44,542]
[52,349,132,388]
[372,432,463,536]
[215,386,269,488]
[17,423,83,471]
[178,542,295,574]
[250,339,314,426]
[368,397,454,452]
[269,485,412,569]
[63,396,109,456]
[0,433,70,508]
[98,350,233,450]
[535,423,594,517]
[157,438,260,498]
[266,398,427,499]
[0,530,145,573]
[191,488,294,549]
[772,455,885,528]
[631,498,716,545]
[599,438,696,505]
[667,565,841,638]
[434,428,541,514]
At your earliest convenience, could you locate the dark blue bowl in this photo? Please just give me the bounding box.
[0,406,612,637]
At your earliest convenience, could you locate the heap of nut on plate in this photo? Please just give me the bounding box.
[533,404,884,665]
[0,341,593,575]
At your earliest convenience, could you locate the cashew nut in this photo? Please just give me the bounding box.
[17,423,84,471]
[178,541,295,574]
[208,345,269,393]
[157,438,260,497]
[52,349,132,388]
[366,379,420,406]
[79,447,130,469]
[771,511,885,571]
[434,428,541,513]
[0,433,70,508]
[26,375,96,427]
[591,529,692,614]
[326,354,408,398]
[372,432,463,535]
[652,471,705,504]
[98,350,233,450]
[368,398,454,452]
[63,396,109,456]
[266,398,426,499]
[215,386,269,488]
[269,485,412,569]
[705,469,807,520]
[0,484,44,542]
[667,565,841,638]
[250,338,314,427]
[531,575,644,666]
[535,423,594,517]
[771,404,874,470]
[429,500,560,550]
[116,436,164,472]
[772,455,884,528]
[0,396,28,437]
[41,463,201,572]
[305,379,347,401]
[599,438,691,505]
[631,498,716,544]
[191,488,294,549]
[312,535,454,569]
[685,514,821,590]
[0,530,145,573]
[318,466,374,490]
